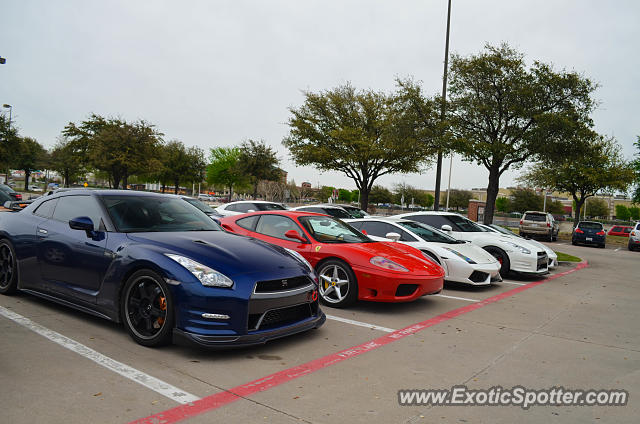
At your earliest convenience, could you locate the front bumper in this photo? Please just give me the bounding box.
[573,234,606,245]
[444,260,501,286]
[174,312,325,349]
[508,251,549,275]
[352,266,444,302]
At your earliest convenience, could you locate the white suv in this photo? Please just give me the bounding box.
[629,223,640,251]
[395,211,548,277]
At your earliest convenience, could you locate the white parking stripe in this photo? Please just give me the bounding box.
[0,306,199,404]
[433,294,478,302]
[325,314,395,332]
[500,281,526,286]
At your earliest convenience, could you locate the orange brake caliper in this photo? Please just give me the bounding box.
[157,296,167,326]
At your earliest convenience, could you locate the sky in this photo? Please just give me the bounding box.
[2,0,639,192]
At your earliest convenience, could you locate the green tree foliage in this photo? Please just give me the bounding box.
[207,147,247,202]
[338,189,352,202]
[615,204,631,221]
[14,137,47,190]
[49,136,87,187]
[508,188,543,213]
[238,139,280,199]
[546,200,566,215]
[0,114,20,178]
[629,206,640,221]
[63,114,163,189]
[495,197,510,213]
[423,193,435,208]
[447,189,473,210]
[446,43,597,224]
[283,84,434,211]
[368,185,393,204]
[585,198,609,218]
[520,134,633,224]
[318,186,335,202]
[157,141,206,194]
[392,182,433,207]
[350,189,360,202]
[632,136,640,203]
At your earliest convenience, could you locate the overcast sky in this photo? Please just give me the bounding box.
[2,0,639,192]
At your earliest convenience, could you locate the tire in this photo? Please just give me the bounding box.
[571,239,577,246]
[629,243,635,252]
[484,247,510,277]
[599,244,606,249]
[316,259,358,308]
[548,231,554,242]
[121,269,174,347]
[0,239,18,295]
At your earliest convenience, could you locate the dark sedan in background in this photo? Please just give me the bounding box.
[572,221,606,248]
[0,190,324,348]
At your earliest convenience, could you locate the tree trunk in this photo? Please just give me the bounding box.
[483,167,500,225]
[122,174,128,190]
[24,170,31,191]
[252,182,258,200]
[360,188,370,212]
[573,195,585,228]
[228,185,234,203]
[174,178,179,194]
[161,183,166,193]
[112,172,121,190]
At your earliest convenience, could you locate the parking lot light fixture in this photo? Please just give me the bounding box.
[2,104,11,129]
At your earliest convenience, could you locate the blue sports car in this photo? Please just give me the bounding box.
[0,190,325,348]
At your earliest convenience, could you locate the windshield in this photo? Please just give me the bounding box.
[447,215,484,232]
[578,222,603,230]
[299,216,371,244]
[256,203,286,211]
[397,221,463,244]
[323,208,352,219]
[489,224,517,236]
[343,206,367,218]
[183,197,217,214]
[101,195,222,233]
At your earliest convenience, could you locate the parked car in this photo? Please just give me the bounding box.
[519,211,559,241]
[395,211,549,277]
[0,190,325,348]
[215,200,287,217]
[181,196,224,223]
[28,184,43,192]
[0,183,22,201]
[572,221,606,248]
[290,205,353,219]
[477,223,558,269]
[628,223,640,251]
[347,217,501,285]
[313,203,370,218]
[197,193,213,201]
[220,211,444,307]
[608,225,633,237]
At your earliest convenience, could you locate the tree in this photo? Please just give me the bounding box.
[368,185,393,204]
[632,136,640,203]
[495,197,510,213]
[447,189,473,210]
[585,198,609,218]
[423,193,435,208]
[629,206,640,221]
[520,134,634,224]
[0,114,20,180]
[616,205,631,221]
[508,188,543,213]
[49,136,87,187]
[447,43,598,224]
[207,147,247,202]
[283,84,433,211]
[238,139,280,199]
[14,137,47,190]
[318,186,335,202]
[158,141,206,194]
[547,200,565,215]
[338,189,352,202]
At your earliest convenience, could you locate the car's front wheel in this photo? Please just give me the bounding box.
[0,240,18,295]
[316,259,358,308]
[484,247,510,277]
[121,269,174,347]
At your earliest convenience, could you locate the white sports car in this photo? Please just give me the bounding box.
[395,212,549,277]
[477,223,558,269]
[347,217,501,286]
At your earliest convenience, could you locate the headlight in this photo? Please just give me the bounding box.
[370,256,409,272]
[284,247,314,272]
[442,247,477,264]
[504,241,531,255]
[165,254,234,288]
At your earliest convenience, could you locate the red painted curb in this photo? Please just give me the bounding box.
[130,261,589,424]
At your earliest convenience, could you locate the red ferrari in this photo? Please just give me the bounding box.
[220,211,444,307]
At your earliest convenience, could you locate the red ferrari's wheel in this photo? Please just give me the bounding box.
[316,259,358,308]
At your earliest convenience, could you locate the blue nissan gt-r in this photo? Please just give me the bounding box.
[0,190,325,348]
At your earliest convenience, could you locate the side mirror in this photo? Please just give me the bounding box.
[385,232,401,242]
[69,216,96,238]
[284,230,307,243]
[441,224,453,232]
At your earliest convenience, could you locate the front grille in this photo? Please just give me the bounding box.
[248,303,313,331]
[469,271,489,283]
[395,284,419,297]
[254,275,312,293]
[537,252,548,270]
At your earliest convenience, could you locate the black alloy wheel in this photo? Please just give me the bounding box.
[0,240,18,295]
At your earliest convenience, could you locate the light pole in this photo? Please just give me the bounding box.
[2,104,12,184]
[3,104,12,128]
[0,57,6,64]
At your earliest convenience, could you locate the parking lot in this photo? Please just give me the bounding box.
[1,242,638,424]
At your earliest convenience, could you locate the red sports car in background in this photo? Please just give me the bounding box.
[607,225,633,237]
[220,211,444,307]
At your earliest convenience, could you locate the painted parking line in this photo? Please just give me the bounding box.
[325,314,395,333]
[0,306,199,405]
[500,281,526,286]
[433,294,479,302]
[130,261,589,424]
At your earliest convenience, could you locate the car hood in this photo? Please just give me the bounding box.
[339,240,444,276]
[126,231,307,277]
[451,231,543,253]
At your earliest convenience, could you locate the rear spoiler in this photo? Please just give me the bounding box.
[3,200,32,211]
